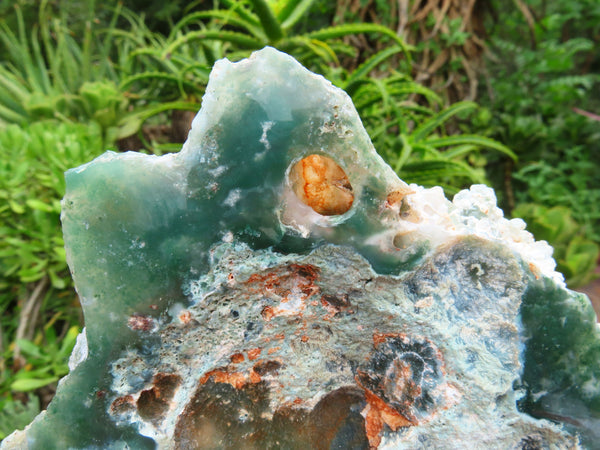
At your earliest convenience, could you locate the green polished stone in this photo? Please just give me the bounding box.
[2,48,598,449]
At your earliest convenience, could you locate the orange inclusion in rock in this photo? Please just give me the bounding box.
[360,383,415,449]
[247,347,262,360]
[290,154,353,215]
[199,370,248,390]
[230,353,245,364]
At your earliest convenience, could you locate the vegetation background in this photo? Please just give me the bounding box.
[0,0,598,440]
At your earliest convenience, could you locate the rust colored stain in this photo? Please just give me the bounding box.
[372,331,407,347]
[528,262,540,280]
[127,314,155,332]
[198,361,281,391]
[246,264,321,321]
[363,401,384,449]
[179,310,192,324]
[385,188,420,223]
[261,306,276,321]
[359,380,415,449]
[301,335,309,343]
[356,335,423,448]
[110,395,135,414]
[230,353,245,364]
[289,263,320,282]
[248,369,262,384]
[267,346,280,355]
[394,359,422,406]
[385,188,414,208]
[289,154,354,216]
[247,347,262,360]
[199,369,248,390]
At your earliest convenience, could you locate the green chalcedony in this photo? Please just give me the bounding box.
[3,47,598,449]
[519,277,600,443]
[24,47,414,449]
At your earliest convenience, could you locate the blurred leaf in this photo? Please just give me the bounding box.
[10,377,58,392]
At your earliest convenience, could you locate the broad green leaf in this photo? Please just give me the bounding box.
[26,199,56,213]
[48,268,67,289]
[16,339,43,358]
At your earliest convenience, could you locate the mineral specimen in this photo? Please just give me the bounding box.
[3,47,599,449]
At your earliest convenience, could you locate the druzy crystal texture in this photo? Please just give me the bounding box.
[3,47,599,449]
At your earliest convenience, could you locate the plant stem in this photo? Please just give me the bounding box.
[14,276,48,365]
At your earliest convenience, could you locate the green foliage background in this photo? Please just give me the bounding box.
[0,0,598,441]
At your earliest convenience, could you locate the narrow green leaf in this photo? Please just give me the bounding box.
[443,144,478,159]
[345,46,404,94]
[11,377,58,392]
[220,0,261,27]
[116,101,200,139]
[9,200,25,214]
[170,11,265,40]
[30,26,52,94]
[0,103,27,124]
[26,199,56,213]
[276,0,302,23]
[387,82,442,105]
[278,37,338,64]
[426,134,518,161]
[48,268,67,289]
[394,134,413,172]
[120,72,206,93]
[0,67,30,103]
[401,160,484,185]
[306,24,412,62]
[280,0,317,31]
[411,102,477,142]
[164,30,263,56]
[247,0,283,41]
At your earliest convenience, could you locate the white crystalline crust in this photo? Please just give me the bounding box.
[67,328,88,371]
[402,184,565,287]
